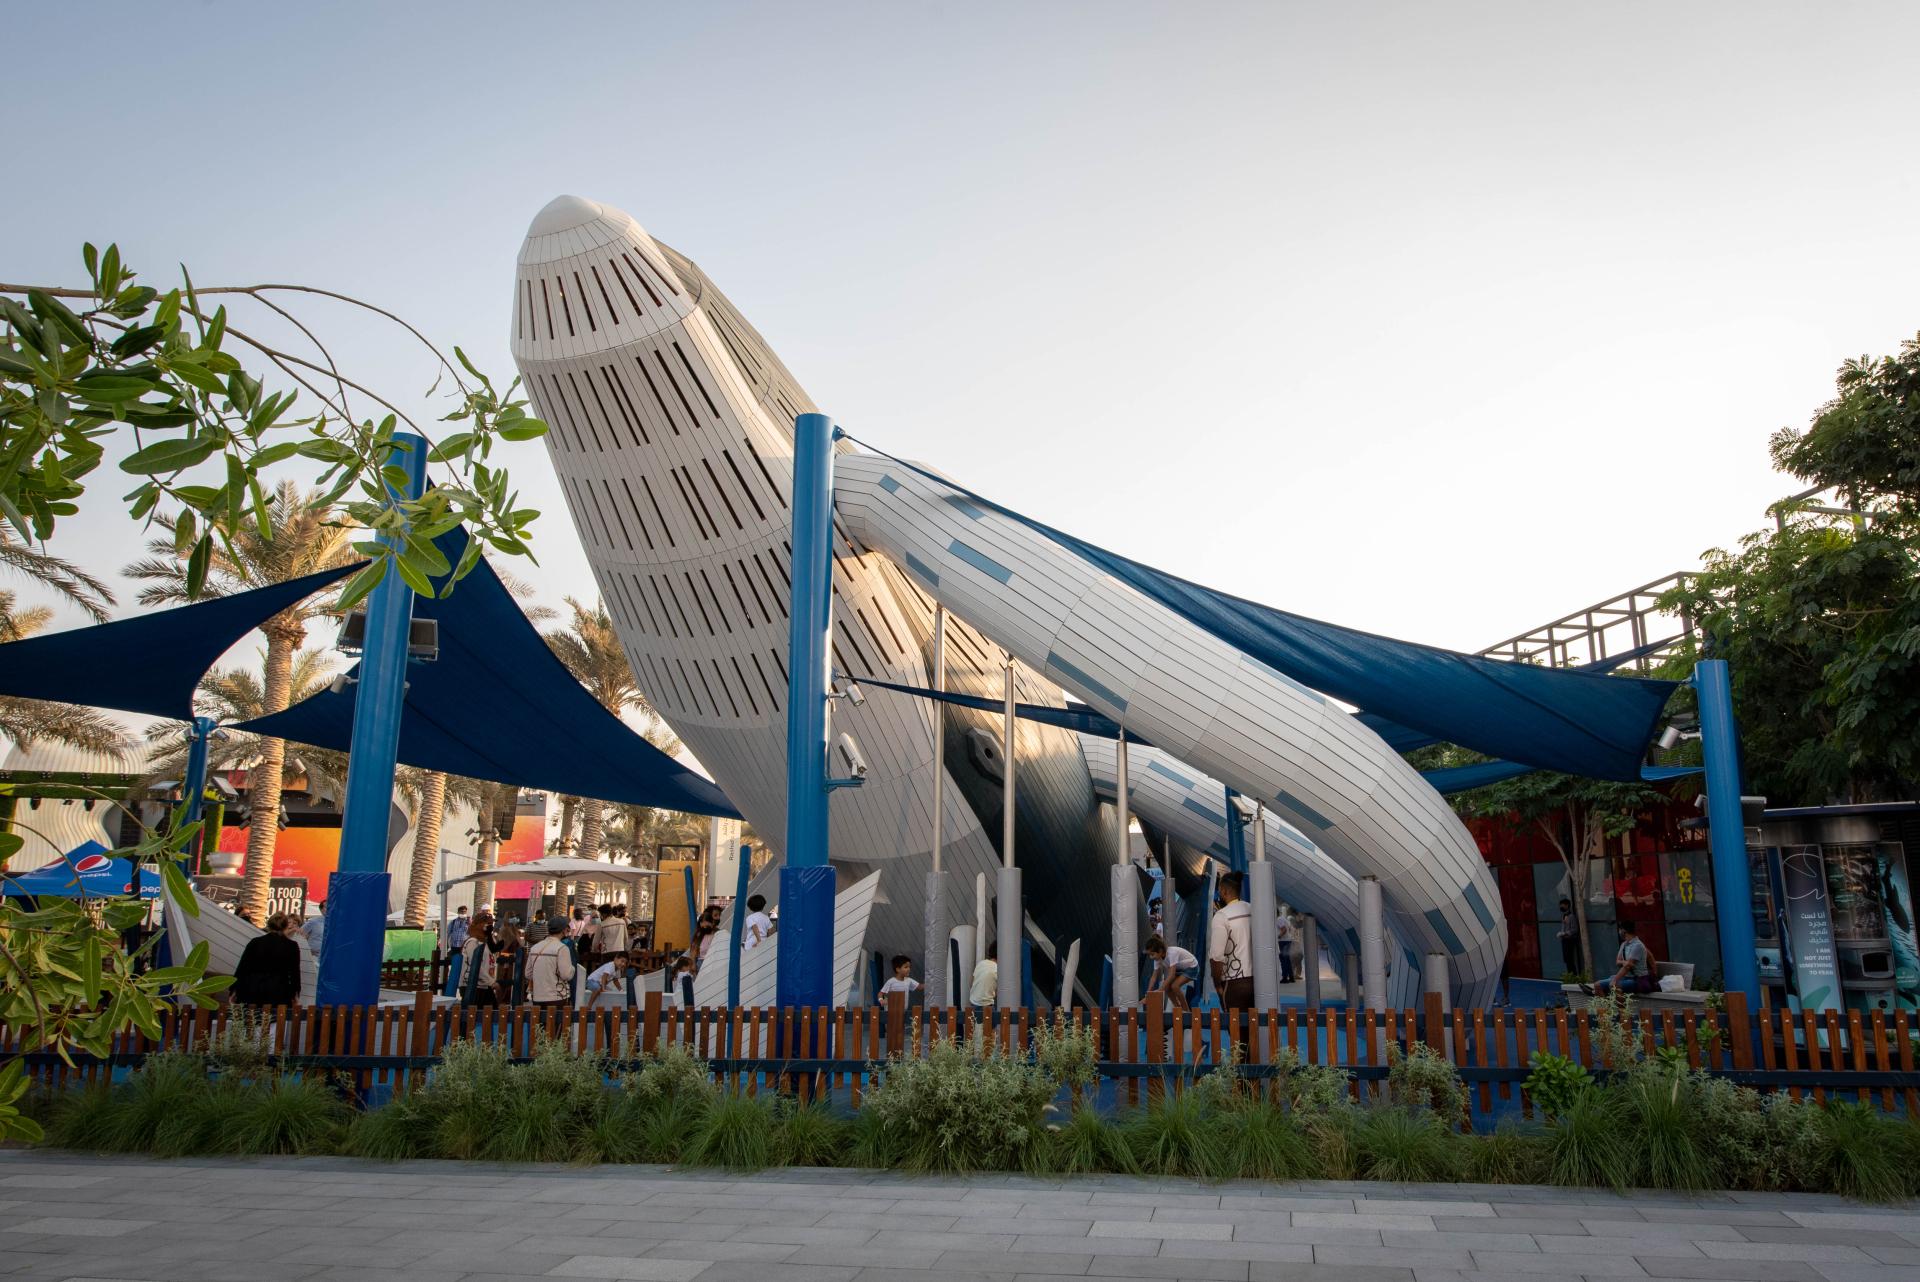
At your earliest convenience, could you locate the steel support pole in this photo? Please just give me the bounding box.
[1695,659,1761,1010]
[1301,914,1322,1009]
[180,715,216,876]
[924,605,952,1008]
[1109,735,1140,1007]
[1358,875,1387,1012]
[997,662,1021,1008]
[318,432,428,1007]
[777,412,838,1013]
[1248,806,1280,1011]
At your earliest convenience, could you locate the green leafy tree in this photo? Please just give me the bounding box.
[1451,770,1667,977]
[1665,331,1920,804]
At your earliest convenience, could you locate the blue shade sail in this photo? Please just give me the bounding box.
[1421,759,1703,795]
[846,437,1676,783]
[0,564,361,719]
[239,532,739,819]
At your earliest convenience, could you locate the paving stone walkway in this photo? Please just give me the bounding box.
[2,1151,1917,1282]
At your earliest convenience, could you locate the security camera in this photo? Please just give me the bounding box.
[836,732,869,780]
[329,673,356,696]
[1656,725,1682,752]
[845,681,866,708]
[1229,795,1260,825]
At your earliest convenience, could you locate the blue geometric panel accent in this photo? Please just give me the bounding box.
[879,474,901,493]
[948,540,1011,583]
[945,494,985,520]
[1462,882,1497,932]
[1147,759,1196,788]
[903,550,939,587]
[1274,789,1332,830]
[1182,796,1228,826]
[1047,649,1127,713]
[1423,908,1465,955]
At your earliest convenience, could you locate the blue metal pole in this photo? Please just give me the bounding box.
[1695,658,1761,1012]
[777,413,839,1014]
[179,715,216,877]
[316,432,429,1007]
[727,842,750,1010]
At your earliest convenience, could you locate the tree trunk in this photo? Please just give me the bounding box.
[403,771,448,927]
[574,799,605,911]
[237,616,302,925]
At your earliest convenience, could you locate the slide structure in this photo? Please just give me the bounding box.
[509,194,1506,1007]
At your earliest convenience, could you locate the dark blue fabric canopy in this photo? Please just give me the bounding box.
[240,532,738,819]
[1422,759,1703,795]
[846,437,1677,783]
[0,564,360,720]
[854,674,1154,744]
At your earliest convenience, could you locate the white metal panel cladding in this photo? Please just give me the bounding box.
[510,196,1111,978]
[835,454,1507,1007]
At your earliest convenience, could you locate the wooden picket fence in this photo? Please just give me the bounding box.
[8,990,1919,1122]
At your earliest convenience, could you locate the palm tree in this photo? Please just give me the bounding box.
[545,597,656,863]
[0,592,128,758]
[395,767,490,928]
[0,529,114,624]
[125,481,355,922]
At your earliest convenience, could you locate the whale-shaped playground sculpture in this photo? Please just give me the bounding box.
[510,195,1506,1007]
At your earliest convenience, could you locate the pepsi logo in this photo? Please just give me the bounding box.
[71,853,112,874]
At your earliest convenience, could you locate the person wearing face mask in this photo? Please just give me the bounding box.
[1587,920,1655,996]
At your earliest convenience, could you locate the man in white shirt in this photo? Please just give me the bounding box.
[742,895,773,951]
[590,904,629,961]
[526,915,575,1007]
[1208,871,1255,1011]
[584,953,630,1008]
[969,942,998,1010]
[878,954,921,1003]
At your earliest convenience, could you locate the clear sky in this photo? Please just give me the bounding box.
[8,2,1920,666]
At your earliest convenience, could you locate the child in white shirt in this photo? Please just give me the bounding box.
[877,954,921,1003]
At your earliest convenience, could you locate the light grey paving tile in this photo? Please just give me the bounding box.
[1249,1262,1415,1282]
[1013,1235,1160,1258]
[419,1248,577,1274]
[310,1270,467,1282]
[1491,1203,1635,1219]
[1146,1209,1264,1225]
[1083,1256,1249,1280]
[1788,1210,1920,1231]
[0,1174,111,1188]
[1089,1222,1231,1242]
[1218,1197,1358,1215]
[820,1212,959,1232]
[1535,1234,1702,1259]
[1738,1225,1914,1248]
[1432,1216,1583,1237]
[638,1240,802,1264]
[650,1264,853,1282]
[1574,1220,1743,1242]
[1311,1247,1473,1270]
[1348,1201,1494,1218]
[1231,1224,1386,1247]
[6,1217,153,1237]
[1467,1251,1651,1276]
[729,1226,880,1246]
[788,1246,948,1270]
[1866,1248,1920,1265]
[1088,1194,1224,1211]
[1810,1267,1920,1282]
[1632,1208,1796,1227]
[673,1208,826,1228]
[1697,1241,1875,1263]
[1175,1241,1318,1264]
[1291,1214,1434,1233]
[547,1258,714,1281]
[936,1248,1094,1274]
[1633,1258,1822,1281]
[1379,1231,1543,1252]
[869,1232,1020,1252]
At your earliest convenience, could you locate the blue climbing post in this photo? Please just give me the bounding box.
[317,432,429,1007]
[727,843,751,1011]
[180,715,216,875]
[777,412,838,1014]
[1695,659,1760,1012]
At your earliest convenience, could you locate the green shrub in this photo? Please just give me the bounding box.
[220,1075,347,1156]
[1385,1042,1467,1125]
[1523,1052,1593,1120]
[345,1092,430,1160]
[861,1031,1056,1173]
[1052,1104,1134,1175]
[774,1099,850,1168]
[1621,1063,1712,1192]
[1125,1090,1232,1179]
[847,1102,898,1169]
[1030,1017,1101,1097]
[1217,1100,1311,1180]
[103,1053,213,1154]
[1543,1086,1630,1190]
[1461,1119,1550,1185]
[623,1040,717,1106]
[1355,1107,1458,1182]
[46,1086,120,1152]
[1809,1102,1905,1202]
[636,1090,707,1163]
[685,1092,776,1171]
[484,1089,579,1163]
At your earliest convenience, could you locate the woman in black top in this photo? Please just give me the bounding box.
[233,912,302,1007]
